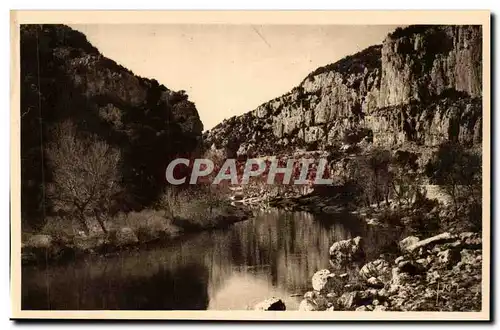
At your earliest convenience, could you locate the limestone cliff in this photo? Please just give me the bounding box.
[204,25,482,158]
[379,25,482,107]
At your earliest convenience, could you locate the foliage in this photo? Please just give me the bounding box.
[390,150,423,207]
[157,186,231,230]
[111,209,180,242]
[303,45,382,82]
[352,148,392,208]
[425,142,482,215]
[342,127,372,145]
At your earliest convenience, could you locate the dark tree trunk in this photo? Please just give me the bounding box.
[94,210,107,234]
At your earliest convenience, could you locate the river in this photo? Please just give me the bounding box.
[21,210,402,310]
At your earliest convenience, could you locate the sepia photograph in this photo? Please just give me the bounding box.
[10,10,490,320]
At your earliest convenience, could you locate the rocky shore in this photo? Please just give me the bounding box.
[254,231,482,312]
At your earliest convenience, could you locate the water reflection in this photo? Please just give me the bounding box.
[22,210,399,310]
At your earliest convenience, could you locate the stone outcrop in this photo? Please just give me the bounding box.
[204,25,482,158]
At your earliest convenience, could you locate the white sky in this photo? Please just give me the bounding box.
[70,24,399,130]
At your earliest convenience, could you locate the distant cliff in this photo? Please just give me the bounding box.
[204,25,482,158]
[21,25,203,228]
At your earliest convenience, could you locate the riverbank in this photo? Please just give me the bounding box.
[252,199,483,312]
[21,202,251,266]
[294,230,482,312]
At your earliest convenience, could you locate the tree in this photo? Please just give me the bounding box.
[46,121,122,233]
[425,142,482,216]
[353,148,392,208]
[390,150,422,207]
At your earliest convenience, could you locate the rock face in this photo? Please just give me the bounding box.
[379,26,482,107]
[21,25,203,229]
[204,25,482,157]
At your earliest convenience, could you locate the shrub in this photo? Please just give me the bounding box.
[157,186,231,230]
[111,210,180,242]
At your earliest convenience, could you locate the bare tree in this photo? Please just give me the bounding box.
[46,121,121,234]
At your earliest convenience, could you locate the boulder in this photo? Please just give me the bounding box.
[337,291,360,310]
[311,269,337,292]
[329,236,364,263]
[377,288,389,298]
[254,298,286,311]
[358,289,379,304]
[397,260,424,275]
[373,305,388,311]
[415,258,430,269]
[394,256,405,264]
[390,266,413,289]
[399,236,420,253]
[405,232,454,253]
[359,259,391,281]
[298,299,318,311]
[437,249,461,267]
[366,277,384,288]
[299,292,329,311]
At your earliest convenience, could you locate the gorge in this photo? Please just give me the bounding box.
[19,24,483,313]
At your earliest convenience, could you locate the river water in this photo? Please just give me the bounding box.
[22,210,401,310]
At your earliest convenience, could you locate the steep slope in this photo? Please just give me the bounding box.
[204,25,482,158]
[20,24,203,228]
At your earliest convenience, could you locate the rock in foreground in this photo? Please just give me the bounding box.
[253,298,286,311]
[329,236,365,264]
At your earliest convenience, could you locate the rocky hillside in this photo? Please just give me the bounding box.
[21,25,203,229]
[204,25,482,158]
